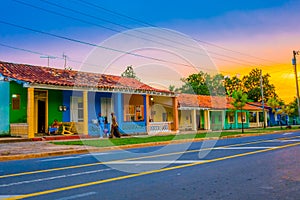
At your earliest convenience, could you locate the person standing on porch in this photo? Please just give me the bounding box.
[110,112,121,138]
[98,113,105,138]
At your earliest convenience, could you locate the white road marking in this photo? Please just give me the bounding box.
[0,195,19,199]
[280,139,300,142]
[55,192,97,200]
[39,157,79,162]
[0,168,112,188]
[283,132,293,135]
[77,152,109,157]
[215,147,277,150]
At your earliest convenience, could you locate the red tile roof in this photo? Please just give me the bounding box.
[0,61,173,95]
[247,102,271,109]
[178,93,265,111]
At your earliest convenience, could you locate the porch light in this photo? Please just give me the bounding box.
[150,96,154,101]
[59,105,67,112]
[12,94,18,98]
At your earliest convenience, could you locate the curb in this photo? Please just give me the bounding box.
[0,130,299,161]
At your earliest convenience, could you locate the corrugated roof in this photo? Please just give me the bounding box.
[0,61,173,95]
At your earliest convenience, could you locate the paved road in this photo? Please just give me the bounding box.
[1,132,300,199]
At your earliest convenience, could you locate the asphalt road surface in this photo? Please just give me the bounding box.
[1,132,300,200]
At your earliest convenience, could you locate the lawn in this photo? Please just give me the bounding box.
[52,126,299,147]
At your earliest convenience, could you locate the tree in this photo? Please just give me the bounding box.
[231,90,248,133]
[121,65,140,81]
[169,85,175,92]
[287,97,299,117]
[176,71,225,96]
[242,68,277,102]
[224,75,242,96]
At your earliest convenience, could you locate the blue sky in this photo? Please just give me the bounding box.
[0,0,299,101]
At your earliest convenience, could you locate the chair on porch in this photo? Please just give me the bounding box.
[60,122,76,135]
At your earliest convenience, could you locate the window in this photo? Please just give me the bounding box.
[12,94,20,110]
[227,112,234,123]
[101,97,113,123]
[123,94,144,122]
[249,112,257,123]
[238,112,246,123]
[71,97,83,122]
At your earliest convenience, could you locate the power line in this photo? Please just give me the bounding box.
[0,41,248,77]
[76,0,286,66]
[0,41,292,100]
[13,0,213,60]
[0,42,100,68]
[13,0,285,69]
[0,20,221,71]
[76,0,153,27]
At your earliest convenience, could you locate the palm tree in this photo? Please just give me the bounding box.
[231,90,248,133]
[278,105,295,128]
[267,97,280,126]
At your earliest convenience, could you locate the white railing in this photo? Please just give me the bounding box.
[149,122,172,134]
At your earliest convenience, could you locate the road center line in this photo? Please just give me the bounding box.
[215,147,277,150]
[5,141,300,200]
[0,135,299,179]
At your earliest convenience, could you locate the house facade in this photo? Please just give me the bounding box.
[177,93,268,131]
[0,61,178,138]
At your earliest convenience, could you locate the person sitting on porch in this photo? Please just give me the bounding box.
[48,119,60,135]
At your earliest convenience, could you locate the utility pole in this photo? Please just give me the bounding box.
[260,69,266,128]
[63,53,67,69]
[292,50,300,121]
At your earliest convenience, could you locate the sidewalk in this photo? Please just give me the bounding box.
[0,140,97,162]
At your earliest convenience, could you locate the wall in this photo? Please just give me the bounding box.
[224,110,250,129]
[9,81,27,123]
[48,89,63,126]
[0,81,9,134]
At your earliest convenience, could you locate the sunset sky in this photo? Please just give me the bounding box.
[1,0,300,103]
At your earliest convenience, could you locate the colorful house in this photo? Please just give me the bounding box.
[177,93,268,131]
[0,61,178,138]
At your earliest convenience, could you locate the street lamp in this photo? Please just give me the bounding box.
[292,50,300,121]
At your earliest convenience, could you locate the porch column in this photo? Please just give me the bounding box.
[172,97,179,132]
[192,109,197,131]
[234,111,238,128]
[115,93,122,128]
[204,110,210,130]
[27,87,35,138]
[145,94,150,133]
[264,110,268,127]
[83,90,88,135]
[222,110,225,129]
[256,111,260,127]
